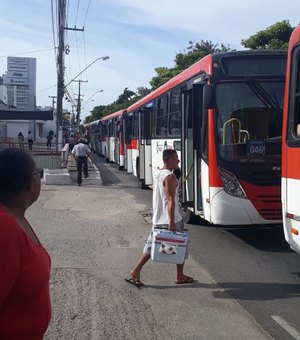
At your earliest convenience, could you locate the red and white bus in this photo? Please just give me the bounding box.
[124,50,286,225]
[101,109,126,169]
[282,26,300,253]
[86,119,101,155]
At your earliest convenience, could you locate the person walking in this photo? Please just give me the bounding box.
[127,149,194,286]
[46,132,53,149]
[71,138,92,186]
[17,131,24,149]
[0,148,52,339]
[27,131,34,150]
[67,133,75,152]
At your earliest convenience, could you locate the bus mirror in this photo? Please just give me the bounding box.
[173,140,181,151]
[203,84,213,109]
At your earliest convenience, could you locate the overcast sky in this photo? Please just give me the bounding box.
[0,0,299,119]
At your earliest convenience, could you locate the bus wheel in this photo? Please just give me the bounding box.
[139,179,148,190]
[180,207,210,225]
[118,165,124,170]
[180,207,202,224]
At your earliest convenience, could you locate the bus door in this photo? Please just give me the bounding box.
[126,113,133,173]
[114,118,120,164]
[283,35,300,253]
[122,113,128,170]
[138,110,145,183]
[139,106,152,187]
[181,84,204,219]
[108,120,113,161]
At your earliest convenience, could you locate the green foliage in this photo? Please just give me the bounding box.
[241,20,294,50]
[115,87,136,105]
[84,86,152,123]
[150,67,179,90]
[85,20,295,124]
[150,40,233,89]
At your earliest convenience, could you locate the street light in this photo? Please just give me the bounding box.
[64,56,110,88]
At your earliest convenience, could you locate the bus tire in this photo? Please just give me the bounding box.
[180,207,203,225]
[118,165,124,170]
[180,207,210,225]
[139,179,148,190]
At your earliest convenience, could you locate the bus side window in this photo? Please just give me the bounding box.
[156,95,168,137]
[169,89,181,137]
[294,56,300,137]
[296,97,300,136]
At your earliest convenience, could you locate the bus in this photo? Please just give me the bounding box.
[124,50,287,225]
[101,109,126,169]
[86,119,101,154]
[282,26,300,253]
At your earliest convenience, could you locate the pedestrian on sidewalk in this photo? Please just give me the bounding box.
[72,138,92,186]
[127,149,193,287]
[27,131,34,150]
[67,133,75,152]
[0,148,51,339]
[17,131,24,149]
[46,132,53,149]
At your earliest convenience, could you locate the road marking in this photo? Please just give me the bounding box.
[271,315,300,340]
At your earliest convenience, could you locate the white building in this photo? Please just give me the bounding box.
[1,57,42,141]
[3,56,36,110]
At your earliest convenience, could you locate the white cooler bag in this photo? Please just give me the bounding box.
[151,229,188,264]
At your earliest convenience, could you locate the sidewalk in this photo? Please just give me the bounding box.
[66,153,102,186]
[32,177,272,339]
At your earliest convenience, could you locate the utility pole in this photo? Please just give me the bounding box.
[48,96,56,111]
[73,80,88,128]
[56,0,84,149]
[48,95,57,135]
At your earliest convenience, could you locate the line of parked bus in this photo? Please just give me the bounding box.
[85,26,300,254]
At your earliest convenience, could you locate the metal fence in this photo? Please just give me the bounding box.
[0,137,66,169]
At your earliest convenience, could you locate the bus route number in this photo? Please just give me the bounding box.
[247,141,265,155]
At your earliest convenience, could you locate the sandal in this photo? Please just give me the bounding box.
[124,277,144,288]
[175,276,194,284]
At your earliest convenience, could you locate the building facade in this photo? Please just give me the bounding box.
[3,56,36,110]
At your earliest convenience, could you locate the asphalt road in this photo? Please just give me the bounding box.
[93,155,300,340]
[26,154,300,339]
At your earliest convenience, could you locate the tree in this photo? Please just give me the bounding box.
[84,85,153,123]
[84,105,107,124]
[115,87,136,105]
[241,20,295,50]
[150,40,233,89]
[135,86,152,99]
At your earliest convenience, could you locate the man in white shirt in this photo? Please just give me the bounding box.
[71,138,92,186]
[27,131,33,150]
[127,149,193,286]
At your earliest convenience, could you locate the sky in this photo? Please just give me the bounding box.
[0,0,299,120]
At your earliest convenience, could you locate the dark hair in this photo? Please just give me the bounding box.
[162,149,177,162]
[0,148,36,202]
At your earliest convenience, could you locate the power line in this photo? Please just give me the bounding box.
[50,0,58,66]
[0,48,53,59]
[75,0,80,26]
[37,84,57,94]
[83,0,92,27]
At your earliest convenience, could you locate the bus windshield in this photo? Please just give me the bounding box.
[215,80,285,163]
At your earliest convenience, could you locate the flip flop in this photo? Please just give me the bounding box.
[124,277,144,288]
[175,276,194,284]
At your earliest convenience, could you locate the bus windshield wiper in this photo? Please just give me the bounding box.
[246,77,281,112]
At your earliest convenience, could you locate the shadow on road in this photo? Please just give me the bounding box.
[141,280,300,301]
[223,225,293,253]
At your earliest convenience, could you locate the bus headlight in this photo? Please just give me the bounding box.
[218,167,247,198]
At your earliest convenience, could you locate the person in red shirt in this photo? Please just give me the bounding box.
[0,148,51,339]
